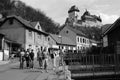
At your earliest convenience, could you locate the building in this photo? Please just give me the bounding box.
[48,34,76,50]
[102,17,120,54]
[59,25,90,50]
[65,5,102,27]
[0,15,49,57]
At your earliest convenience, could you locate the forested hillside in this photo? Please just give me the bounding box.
[0,0,59,34]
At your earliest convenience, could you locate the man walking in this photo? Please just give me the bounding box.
[37,48,43,69]
[29,49,34,69]
[25,49,31,68]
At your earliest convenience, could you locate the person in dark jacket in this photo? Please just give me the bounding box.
[29,49,34,69]
[25,49,31,68]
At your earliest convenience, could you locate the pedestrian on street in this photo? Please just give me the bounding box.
[49,49,55,69]
[37,47,43,69]
[29,49,34,69]
[25,49,31,68]
[42,47,49,72]
[19,48,25,69]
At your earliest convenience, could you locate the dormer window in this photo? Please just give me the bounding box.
[38,25,40,29]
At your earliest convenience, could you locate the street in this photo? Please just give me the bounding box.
[0,59,57,80]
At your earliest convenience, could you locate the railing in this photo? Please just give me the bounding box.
[64,53,120,74]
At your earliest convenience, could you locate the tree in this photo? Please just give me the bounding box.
[0,0,59,34]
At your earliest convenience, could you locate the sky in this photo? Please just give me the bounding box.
[20,0,120,25]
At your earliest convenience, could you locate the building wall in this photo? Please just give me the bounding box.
[0,19,25,48]
[76,36,89,50]
[59,26,91,50]
[59,27,76,44]
[107,26,120,46]
[25,29,35,50]
[48,36,57,48]
[81,20,102,27]
[25,29,49,57]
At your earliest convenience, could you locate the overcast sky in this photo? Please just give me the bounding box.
[20,0,120,25]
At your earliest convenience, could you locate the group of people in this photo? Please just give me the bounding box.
[19,47,61,72]
[19,48,34,69]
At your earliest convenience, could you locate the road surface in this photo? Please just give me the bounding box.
[0,59,58,80]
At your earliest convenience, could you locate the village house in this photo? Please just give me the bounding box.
[0,15,49,57]
[102,17,120,54]
[59,25,90,51]
[48,34,76,51]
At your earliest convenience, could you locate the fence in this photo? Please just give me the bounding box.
[64,53,120,74]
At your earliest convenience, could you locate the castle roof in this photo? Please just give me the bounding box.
[68,5,79,13]
[81,10,102,22]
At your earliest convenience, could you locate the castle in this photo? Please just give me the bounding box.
[65,5,102,27]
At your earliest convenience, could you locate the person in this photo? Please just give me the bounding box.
[29,49,34,69]
[19,48,25,69]
[49,49,55,69]
[59,49,64,66]
[42,47,49,72]
[37,48,43,69]
[25,49,31,68]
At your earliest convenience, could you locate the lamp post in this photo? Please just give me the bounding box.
[58,35,63,66]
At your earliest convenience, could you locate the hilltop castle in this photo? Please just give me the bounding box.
[65,5,102,27]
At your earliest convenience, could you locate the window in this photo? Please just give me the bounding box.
[77,37,79,42]
[66,30,69,33]
[38,25,40,29]
[9,19,13,25]
[85,39,86,44]
[48,37,50,41]
[28,30,32,37]
[0,39,2,50]
[83,38,84,43]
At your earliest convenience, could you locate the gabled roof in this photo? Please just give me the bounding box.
[50,34,76,46]
[66,25,88,38]
[30,21,38,28]
[1,15,48,36]
[102,24,111,35]
[103,17,120,35]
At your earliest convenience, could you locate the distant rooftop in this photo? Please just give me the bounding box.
[68,5,80,13]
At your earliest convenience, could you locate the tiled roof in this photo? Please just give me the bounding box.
[50,34,76,46]
[66,25,88,38]
[4,15,48,35]
[68,5,79,13]
[102,24,111,35]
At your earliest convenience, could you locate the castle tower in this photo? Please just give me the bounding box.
[67,5,80,25]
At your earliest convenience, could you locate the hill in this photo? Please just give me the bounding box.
[0,0,59,34]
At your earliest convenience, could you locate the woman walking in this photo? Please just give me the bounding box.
[19,48,25,69]
[42,48,49,72]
